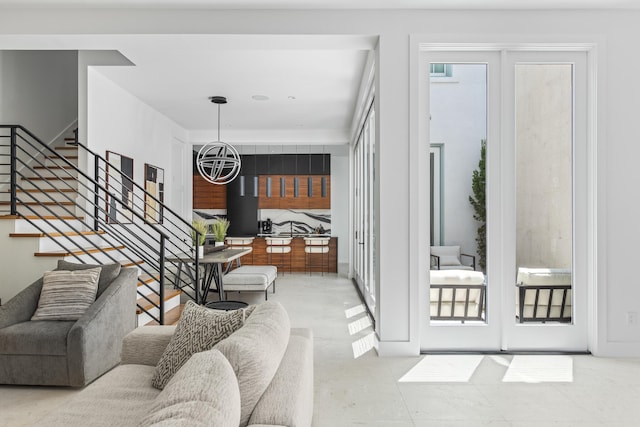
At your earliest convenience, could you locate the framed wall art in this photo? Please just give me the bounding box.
[106,151,134,224]
[144,163,164,224]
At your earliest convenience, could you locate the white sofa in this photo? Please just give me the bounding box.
[35,301,314,427]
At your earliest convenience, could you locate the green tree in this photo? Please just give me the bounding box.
[469,139,486,271]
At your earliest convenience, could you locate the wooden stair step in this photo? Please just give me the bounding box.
[9,230,105,238]
[1,201,75,206]
[33,165,76,170]
[136,289,181,313]
[9,188,77,193]
[47,155,78,160]
[144,303,185,326]
[24,176,77,181]
[34,245,125,257]
[55,146,78,151]
[121,259,144,268]
[0,215,83,220]
[138,273,160,285]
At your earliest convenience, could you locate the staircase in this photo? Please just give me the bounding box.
[0,125,202,325]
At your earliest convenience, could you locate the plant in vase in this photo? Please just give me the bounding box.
[211,218,230,246]
[191,218,208,258]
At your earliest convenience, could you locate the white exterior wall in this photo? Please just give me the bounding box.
[0,8,639,356]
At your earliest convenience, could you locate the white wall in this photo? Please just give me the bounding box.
[0,50,77,142]
[1,8,640,356]
[87,68,190,243]
[331,153,349,269]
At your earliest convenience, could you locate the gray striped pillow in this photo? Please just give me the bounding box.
[31,267,102,321]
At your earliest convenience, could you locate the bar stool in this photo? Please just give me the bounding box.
[265,237,292,275]
[224,237,255,269]
[304,237,330,276]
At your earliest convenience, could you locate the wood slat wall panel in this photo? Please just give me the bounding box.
[193,175,226,209]
[308,176,331,209]
[257,175,330,209]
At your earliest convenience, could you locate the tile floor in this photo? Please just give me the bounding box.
[3,273,640,426]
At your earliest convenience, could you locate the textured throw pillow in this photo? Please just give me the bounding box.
[31,267,102,321]
[214,301,290,427]
[151,300,247,390]
[140,349,241,427]
[56,260,121,297]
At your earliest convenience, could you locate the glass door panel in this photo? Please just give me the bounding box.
[503,51,588,351]
[515,64,574,324]
[422,51,502,351]
[353,102,376,314]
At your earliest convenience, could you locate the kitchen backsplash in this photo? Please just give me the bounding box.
[193,208,331,235]
[259,209,331,235]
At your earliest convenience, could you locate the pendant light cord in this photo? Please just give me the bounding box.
[217,104,221,141]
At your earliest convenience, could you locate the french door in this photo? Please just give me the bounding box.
[419,46,592,352]
[353,102,376,314]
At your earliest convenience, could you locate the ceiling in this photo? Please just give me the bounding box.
[3,0,635,148]
[0,0,638,9]
[95,46,370,146]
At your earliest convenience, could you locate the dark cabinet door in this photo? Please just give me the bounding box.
[226,179,259,236]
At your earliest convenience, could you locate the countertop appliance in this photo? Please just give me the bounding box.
[261,218,273,234]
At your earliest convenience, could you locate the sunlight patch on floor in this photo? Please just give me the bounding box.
[352,332,376,358]
[345,304,366,319]
[399,355,484,383]
[503,355,573,383]
[348,316,372,335]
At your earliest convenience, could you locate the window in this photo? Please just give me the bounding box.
[430,63,453,77]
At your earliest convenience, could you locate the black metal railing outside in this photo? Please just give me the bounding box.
[0,125,205,324]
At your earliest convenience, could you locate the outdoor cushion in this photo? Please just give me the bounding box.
[56,260,122,297]
[151,301,246,390]
[31,267,101,321]
[430,270,485,285]
[516,267,571,286]
[214,301,290,427]
[140,349,241,427]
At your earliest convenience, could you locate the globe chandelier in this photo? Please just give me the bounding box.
[196,96,241,185]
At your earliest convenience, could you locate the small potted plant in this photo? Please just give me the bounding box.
[211,218,231,246]
[191,218,208,258]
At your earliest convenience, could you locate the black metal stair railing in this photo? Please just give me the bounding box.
[0,125,205,325]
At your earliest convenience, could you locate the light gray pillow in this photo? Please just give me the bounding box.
[139,349,241,427]
[56,260,121,297]
[214,301,290,427]
[151,300,246,390]
[31,267,101,321]
[439,255,462,266]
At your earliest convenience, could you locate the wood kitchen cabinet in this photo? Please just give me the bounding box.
[257,175,330,209]
[233,237,337,273]
[193,175,226,209]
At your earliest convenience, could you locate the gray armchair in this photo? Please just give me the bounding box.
[0,263,137,387]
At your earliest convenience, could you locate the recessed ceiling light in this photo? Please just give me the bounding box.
[252,95,270,101]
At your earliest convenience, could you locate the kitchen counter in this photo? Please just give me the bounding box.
[256,233,332,238]
[227,236,337,273]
